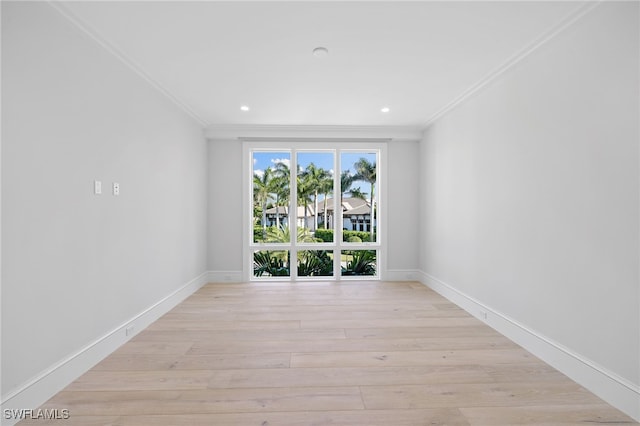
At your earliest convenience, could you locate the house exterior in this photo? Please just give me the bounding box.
[265,197,375,231]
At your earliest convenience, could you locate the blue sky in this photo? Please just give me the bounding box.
[252,151,375,177]
[253,151,376,197]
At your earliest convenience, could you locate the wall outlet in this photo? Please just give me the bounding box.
[480,310,488,320]
[113,182,120,196]
[125,325,135,336]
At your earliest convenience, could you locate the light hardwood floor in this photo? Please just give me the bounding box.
[21,281,638,425]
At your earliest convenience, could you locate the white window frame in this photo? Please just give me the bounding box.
[243,141,387,282]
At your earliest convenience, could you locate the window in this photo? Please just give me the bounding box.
[245,142,384,281]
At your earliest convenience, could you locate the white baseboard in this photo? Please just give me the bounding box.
[0,271,209,426]
[208,270,243,283]
[384,269,420,282]
[417,270,640,422]
[207,270,417,283]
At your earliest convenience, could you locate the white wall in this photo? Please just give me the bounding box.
[387,141,419,276]
[208,140,244,278]
[1,0,208,408]
[419,2,639,418]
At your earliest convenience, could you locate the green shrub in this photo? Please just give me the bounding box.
[256,227,376,243]
[297,250,333,276]
[254,226,265,242]
[343,230,375,242]
[314,229,334,242]
[253,251,290,277]
[342,250,376,276]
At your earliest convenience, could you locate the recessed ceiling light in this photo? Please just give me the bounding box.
[312,47,329,58]
[240,105,250,112]
[381,107,390,113]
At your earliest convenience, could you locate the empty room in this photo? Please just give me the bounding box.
[2,1,639,425]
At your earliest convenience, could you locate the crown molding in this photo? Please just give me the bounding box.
[204,124,423,142]
[423,1,602,129]
[47,1,208,127]
[47,0,599,135]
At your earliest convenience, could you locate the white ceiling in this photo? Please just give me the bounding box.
[59,1,584,128]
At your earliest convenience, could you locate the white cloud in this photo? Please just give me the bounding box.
[254,169,264,178]
[271,158,290,168]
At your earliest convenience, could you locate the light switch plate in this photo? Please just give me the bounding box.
[94,180,102,195]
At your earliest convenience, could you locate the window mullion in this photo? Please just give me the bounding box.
[334,150,342,279]
[290,150,298,281]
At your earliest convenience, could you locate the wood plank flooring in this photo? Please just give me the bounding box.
[20,281,637,425]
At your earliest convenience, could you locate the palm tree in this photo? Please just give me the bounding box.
[319,173,333,229]
[272,161,290,228]
[354,158,376,241]
[253,167,274,239]
[270,176,288,228]
[300,163,329,231]
[348,187,367,200]
[297,167,314,231]
[340,170,367,202]
[266,225,315,243]
[340,170,355,204]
